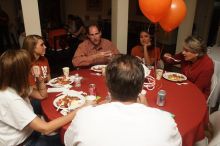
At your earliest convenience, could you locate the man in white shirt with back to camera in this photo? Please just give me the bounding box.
[65,54,182,146]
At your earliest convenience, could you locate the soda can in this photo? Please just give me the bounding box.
[156,90,166,106]
[89,84,96,96]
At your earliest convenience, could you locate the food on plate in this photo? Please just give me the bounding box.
[52,76,71,85]
[168,73,185,81]
[56,95,80,108]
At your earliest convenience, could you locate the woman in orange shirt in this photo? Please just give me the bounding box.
[131,30,161,66]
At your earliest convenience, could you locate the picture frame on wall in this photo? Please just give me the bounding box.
[86,0,102,11]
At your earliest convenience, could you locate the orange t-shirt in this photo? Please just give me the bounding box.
[131,45,161,60]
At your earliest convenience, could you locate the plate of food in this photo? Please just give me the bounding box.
[90,65,107,72]
[163,72,187,82]
[53,93,85,110]
[47,76,74,87]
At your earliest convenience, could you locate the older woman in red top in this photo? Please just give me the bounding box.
[131,30,161,66]
[163,35,214,99]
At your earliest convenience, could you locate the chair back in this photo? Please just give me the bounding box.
[207,73,218,113]
[208,111,220,146]
[48,28,68,51]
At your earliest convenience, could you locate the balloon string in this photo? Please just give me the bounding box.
[160,31,167,58]
[154,23,158,78]
[147,23,151,33]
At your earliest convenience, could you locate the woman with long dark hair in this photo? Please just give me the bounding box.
[131,30,161,66]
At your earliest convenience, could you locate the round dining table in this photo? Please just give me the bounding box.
[41,69,208,146]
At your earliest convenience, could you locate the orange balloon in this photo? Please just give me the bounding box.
[139,0,172,23]
[159,0,187,32]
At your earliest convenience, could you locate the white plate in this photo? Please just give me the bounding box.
[91,65,107,72]
[53,93,85,110]
[47,77,74,87]
[163,72,187,82]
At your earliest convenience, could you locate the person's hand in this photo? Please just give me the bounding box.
[68,100,97,116]
[96,51,112,58]
[135,56,143,62]
[36,75,45,83]
[163,53,172,61]
[164,53,172,58]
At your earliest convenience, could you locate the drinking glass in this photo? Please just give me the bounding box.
[155,60,164,80]
[62,67,70,78]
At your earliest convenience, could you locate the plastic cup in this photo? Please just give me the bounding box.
[156,69,163,80]
[33,66,40,77]
[62,67,69,78]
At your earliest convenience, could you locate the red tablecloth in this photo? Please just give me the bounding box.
[41,69,207,146]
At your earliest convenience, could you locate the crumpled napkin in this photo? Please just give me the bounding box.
[47,87,68,93]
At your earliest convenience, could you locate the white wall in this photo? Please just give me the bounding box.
[112,0,129,54]
[21,0,41,36]
[176,0,197,53]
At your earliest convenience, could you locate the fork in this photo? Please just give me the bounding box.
[176,82,188,85]
[166,56,181,62]
[56,104,62,111]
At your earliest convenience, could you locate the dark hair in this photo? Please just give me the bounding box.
[105,54,144,102]
[75,16,85,30]
[139,30,154,50]
[86,23,102,34]
[0,49,31,98]
[184,35,206,57]
[22,34,43,61]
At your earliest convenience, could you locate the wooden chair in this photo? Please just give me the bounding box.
[48,28,68,51]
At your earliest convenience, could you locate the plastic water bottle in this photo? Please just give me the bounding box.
[156,90,166,106]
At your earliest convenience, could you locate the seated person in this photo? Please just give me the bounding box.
[0,49,78,146]
[48,28,69,50]
[163,35,214,99]
[66,14,76,34]
[71,16,86,41]
[65,54,182,146]
[131,30,161,66]
[72,23,120,67]
[22,35,51,114]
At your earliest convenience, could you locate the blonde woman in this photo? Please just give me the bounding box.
[22,35,51,114]
[163,35,214,99]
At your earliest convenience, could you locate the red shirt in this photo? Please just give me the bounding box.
[28,56,50,86]
[131,45,161,61]
[169,53,214,99]
[72,38,119,67]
